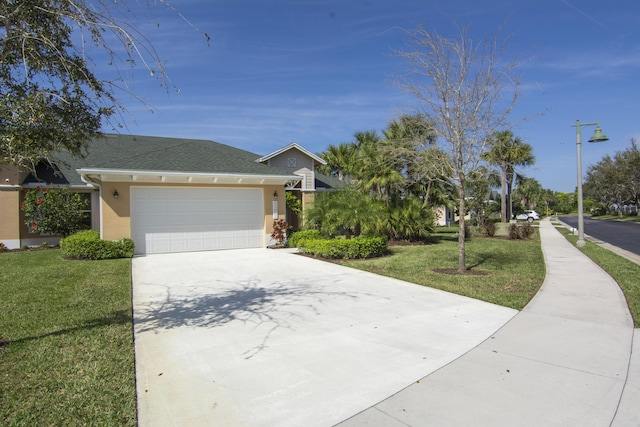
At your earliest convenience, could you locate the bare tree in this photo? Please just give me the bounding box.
[395,22,521,273]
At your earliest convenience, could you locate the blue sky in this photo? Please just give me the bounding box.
[101,0,640,193]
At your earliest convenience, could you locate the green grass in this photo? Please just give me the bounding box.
[552,222,640,327]
[341,227,546,310]
[592,214,640,223]
[0,250,136,426]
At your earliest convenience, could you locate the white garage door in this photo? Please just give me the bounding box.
[131,187,264,254]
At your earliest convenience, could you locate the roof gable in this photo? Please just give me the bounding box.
[256,143,326,166]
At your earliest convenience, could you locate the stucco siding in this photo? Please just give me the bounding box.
[0,189,21,248]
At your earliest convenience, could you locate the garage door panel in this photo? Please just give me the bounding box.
[131,187,264,254]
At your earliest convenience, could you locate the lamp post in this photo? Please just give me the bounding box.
[571,120,608,247]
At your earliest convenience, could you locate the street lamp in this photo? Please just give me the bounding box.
[571,120,608,247]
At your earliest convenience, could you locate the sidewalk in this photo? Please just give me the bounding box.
[338,218,636,426]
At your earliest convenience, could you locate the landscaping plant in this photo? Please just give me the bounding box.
[299,236,387,259]
[21,185,89,237]
[287,229,322,248]
[270,219,291,246]
[60,230,134,260]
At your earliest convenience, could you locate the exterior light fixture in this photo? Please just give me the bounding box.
[113,189,119,199]
[273,191,279,219]
[571,120,608,247]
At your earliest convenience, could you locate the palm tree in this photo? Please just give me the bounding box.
[317,143,356,181]
[482,131,535,222]
[515,177,544,210]
[349,131,404,202]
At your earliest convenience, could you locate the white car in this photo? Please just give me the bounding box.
[515,210,540,222]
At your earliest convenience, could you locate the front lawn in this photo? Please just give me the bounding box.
[0,250,136,426]
[342,227,545,310]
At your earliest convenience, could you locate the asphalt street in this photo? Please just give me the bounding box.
[558,215,640,256]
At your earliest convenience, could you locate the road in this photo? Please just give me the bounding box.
[558,216,640,256]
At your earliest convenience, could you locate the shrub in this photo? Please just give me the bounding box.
[21,185,89,237]
[299,236,387,259]
[520,223,536,239]
[508,223,536,240]
[508,224,520,240]
[287,229,322,248]
[464,222,473,239]
[483,221,496,237]
[305,186,384,238]
[379,197,435,241]
[0,242,8,252]
[590,205,607,217]
[270,219,291,246]
[61,230,135,260]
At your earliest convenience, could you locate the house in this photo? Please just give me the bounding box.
[0,134,333,255]
[255,142,336,229]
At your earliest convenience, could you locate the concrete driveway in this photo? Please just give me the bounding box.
[132,248,517,427]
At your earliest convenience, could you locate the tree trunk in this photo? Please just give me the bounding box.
[507,181,513,221]
[457,183,466,273]
[500,162,507,222]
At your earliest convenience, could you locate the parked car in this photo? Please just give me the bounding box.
[515,210,540,222]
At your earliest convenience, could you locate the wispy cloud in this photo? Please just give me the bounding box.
[559,0,617,35]
[122,88,411,154]
[534,50,640,79]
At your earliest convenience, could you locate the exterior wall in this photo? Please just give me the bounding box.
[294,168,314,191]
[0,189,21,249]
[0,165,22,248]
[435,205,464,226]
[267,150,315,173]
[267,150,316,191]
[435,205,453,226]
[99,182,286,247]
[301,191,315,210]
[300,191,316,228]
[101,182,131,241]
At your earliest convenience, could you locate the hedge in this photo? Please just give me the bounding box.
[287,229,323,248]
[60,230,135,260]
[299,236,387,259]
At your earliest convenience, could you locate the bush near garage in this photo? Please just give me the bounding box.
[60,230,134,260]
[287,229,323,248]
[299,236,387,260]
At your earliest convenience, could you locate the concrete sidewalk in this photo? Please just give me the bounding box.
[339,218,636,426]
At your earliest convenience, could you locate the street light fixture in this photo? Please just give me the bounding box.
[571,120,609,247]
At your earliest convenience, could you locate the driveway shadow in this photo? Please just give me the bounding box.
[134,276,372,358]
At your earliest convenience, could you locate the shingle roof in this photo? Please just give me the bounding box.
[315,172,345,190]
[48,134,292,185]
